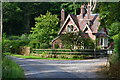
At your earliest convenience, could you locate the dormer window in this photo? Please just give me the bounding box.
[67,25,74,32]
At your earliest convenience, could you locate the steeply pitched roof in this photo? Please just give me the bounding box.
[58,13,100,34]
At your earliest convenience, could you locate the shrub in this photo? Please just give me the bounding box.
[54,44,59,49]
[40,43,51,49]
[2,34,30,53]
[8,35,20,40]
[110,33,120,64]
[2,40,30,54]
[72,55,79,59]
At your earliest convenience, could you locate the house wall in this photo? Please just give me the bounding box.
[61,19,78,34]
[85,28,96,40]
[52,38,63,49]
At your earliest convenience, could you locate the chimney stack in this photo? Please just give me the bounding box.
[80,5,85,18]
[87,3,91,20]
[61,8,65,27]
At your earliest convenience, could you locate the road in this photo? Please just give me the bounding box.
[11,56,107,78]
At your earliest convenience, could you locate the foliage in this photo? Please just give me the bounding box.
[60,32,94,49]
[3,2,24,35]
[2,34,30,53]
[54,44,59,49]
[61,2,82,15]
[97,2,120,64]
[30,11,59,49]
[109,22,120,38]
[114,33,120,54]
[98,2,120,29]
[3,40,30,53]
[2,56,25,79]
[112,33,120,63]
[3,2,83,35]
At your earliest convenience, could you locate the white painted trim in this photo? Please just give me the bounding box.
[52,36,60,42]
[58,14,80,35]
[82,24,92,33]
[69,16,79,31]
[58,15,71,35]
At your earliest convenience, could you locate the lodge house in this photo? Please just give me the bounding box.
[52,3,108,49]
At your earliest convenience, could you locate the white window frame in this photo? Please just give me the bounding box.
[66,25,74,32]
[100,37,108,47]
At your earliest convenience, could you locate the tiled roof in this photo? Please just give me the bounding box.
[96,33,108,37]
[68,13,100,33]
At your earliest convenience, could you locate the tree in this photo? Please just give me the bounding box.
[3,2,24,35]
[60,31,94,49]
[61,2,82,15]
[97,2,120,29]
[30,11,59,48]
[109,22,120,38]
[3,2,61,35]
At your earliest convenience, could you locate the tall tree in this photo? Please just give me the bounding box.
[3,2,24,35]
[30,11,59,48]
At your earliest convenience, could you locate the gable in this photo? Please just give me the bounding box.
[58,15,79,35]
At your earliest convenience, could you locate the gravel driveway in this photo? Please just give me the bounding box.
[11,56,107,78]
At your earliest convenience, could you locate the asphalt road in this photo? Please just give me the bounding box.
[11,56,107,78]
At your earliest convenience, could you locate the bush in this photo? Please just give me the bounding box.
[110,33,120,64]
[40,43,51,49]
[2,34,30,53]
[2,40,30,54]
[72,55,79,59]
[8,35,20,40]
[54,44,59,49]
[28,40,40,49]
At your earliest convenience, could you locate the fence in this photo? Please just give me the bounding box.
[32,49,109,57]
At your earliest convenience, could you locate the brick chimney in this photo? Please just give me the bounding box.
[87,3,91,20]
[80,5,85,18]
[61,8,65,27]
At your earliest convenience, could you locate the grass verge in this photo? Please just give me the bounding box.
[2,56,25,79]
[12,54,84,60]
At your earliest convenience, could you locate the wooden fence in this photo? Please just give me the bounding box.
[32,49,109,57]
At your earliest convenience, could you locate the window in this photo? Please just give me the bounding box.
[100,38,103,46]
[100,37,108,47]
[67,25,74,32]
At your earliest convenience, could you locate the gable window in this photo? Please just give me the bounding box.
[67,25,74,32]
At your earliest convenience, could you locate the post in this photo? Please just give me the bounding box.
[24,47,30,56]
[20,46,30,56]
[0,1,2,79]
[93,40,96,58]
